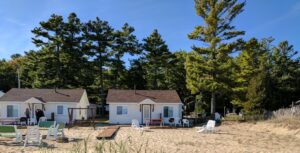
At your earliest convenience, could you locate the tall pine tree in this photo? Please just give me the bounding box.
[143,29,172,89]
[186,0,245,113]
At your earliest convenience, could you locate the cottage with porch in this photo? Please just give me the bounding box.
[107,89,183,125]
[0,88,90,124]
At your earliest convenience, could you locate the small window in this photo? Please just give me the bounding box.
[7,105,19,117]
[57,105,64,115]
[116,106,127,115]
[163,106,173,118]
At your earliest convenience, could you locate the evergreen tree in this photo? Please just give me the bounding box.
[111,23,141,88]
[126,59,147,89]
[61,13,87,88]
[270,41,299,108]
[165,51,189,99]
[245,62,270,114]
[232,38,272,111]
[143,29,173,89]
[31,14,65,88]
[0,59,17,92]
[83,17,114,112]
[187,0,245,113]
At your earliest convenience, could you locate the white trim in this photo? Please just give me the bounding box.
[139,99,156,104]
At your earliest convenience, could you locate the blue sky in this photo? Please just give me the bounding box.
[0,0,300,60]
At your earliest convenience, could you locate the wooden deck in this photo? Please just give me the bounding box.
[96,126,120,139]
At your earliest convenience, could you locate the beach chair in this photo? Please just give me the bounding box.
[24,126,42,146]
[46,123,65,140]
[182,119,190,127]
[38,121,56,129]
[0,125,22,142]
[196,120,216,133]
[173,118,181,127]
[131,119,144,131]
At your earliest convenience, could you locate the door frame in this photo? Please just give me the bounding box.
[141,104,151,124]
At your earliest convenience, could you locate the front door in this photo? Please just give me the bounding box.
[143,105,151,124]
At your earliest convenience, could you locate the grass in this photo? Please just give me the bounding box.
[269,106,300,130]
[40,136,166,153]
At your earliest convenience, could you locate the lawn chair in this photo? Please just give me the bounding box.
[38,121,56,129]
[24,126,42,146]
[47,123,65,140]
[182,119,190,127]
[0,125,22,142]
[131,119,144,131]
[174,118,183,127]
[196,120,216,133]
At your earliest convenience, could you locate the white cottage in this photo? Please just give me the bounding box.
[107,89,183,124]
[0,88,90,123]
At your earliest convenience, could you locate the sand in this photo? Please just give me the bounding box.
[0,121,299,153]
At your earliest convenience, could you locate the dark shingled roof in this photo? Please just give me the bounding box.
[0,88,85,102]
[107,89,182,103]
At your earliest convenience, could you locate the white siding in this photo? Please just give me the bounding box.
[0,101,80,123]
[109,103,141,124]
[76,90,90,120]
[44,102,77,123]
[109,102,183,124]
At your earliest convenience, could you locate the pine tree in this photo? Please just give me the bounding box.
[232,38,272,110]
[0,59,17,91]
[126,59,147,89]
[143,29,173,89]
[62,13,86,88]
[270,41,299,108]
[111,23,141,88]
[83,17,114,113]
[31,14,65,88]
[165,51,189,98]
[187,0,245,113]
[244,61,270,114]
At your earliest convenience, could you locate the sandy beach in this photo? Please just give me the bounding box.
[0,121,299,153]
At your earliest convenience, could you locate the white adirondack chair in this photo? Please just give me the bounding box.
[196,120,216,133]
[47,123,65,140]
[0,125,22,142]
[182,119,190,127]
[24,126,42,146]
[131,119,144,131]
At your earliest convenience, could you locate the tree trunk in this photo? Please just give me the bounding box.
[99,52,105,116]
[211,92,216,114]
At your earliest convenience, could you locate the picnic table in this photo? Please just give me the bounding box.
[145,118,163,126]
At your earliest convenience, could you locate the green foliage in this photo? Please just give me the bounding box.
[194,94,206,114]
[269,41,300,109]
[0,59,17,92]
[232,38,271,112]
[142,29,173,89]
[187,0,245,113]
